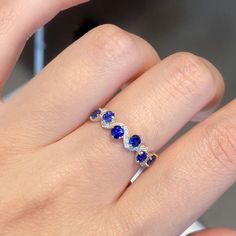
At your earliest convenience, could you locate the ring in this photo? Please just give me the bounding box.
[90,108,159,183]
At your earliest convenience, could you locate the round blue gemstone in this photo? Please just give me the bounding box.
[111,125,124,139]
[147,155,157,166]
[90,109,101,119]
[136,152,147,162]
[129,135,141,147]
[102,111,115,123]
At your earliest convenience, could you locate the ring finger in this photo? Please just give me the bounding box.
[59,52,224,203]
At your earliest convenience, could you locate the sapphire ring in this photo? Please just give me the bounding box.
[90,108,158,183]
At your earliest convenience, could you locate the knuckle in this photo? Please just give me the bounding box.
[166,52,215,101]
[87,24,135,62]
[203,118,236,172]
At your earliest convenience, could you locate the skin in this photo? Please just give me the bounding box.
[0,0,235,235]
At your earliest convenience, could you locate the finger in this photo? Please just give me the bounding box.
[0,24,159,155]
[116,99,236,236]
[191,58,225,122]
[189,228,236,236]
[0,0,89,94]
[63,52,224,202]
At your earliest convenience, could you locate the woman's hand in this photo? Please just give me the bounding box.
[0,0,235,235]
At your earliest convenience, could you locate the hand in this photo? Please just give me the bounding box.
[0,1,235,235]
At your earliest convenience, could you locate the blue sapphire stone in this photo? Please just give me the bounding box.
[102,111,115,123]
[147,155,157,166]
[136,152,147,162]
[111,125,124,139]
[90,109,101,119]
[129,135,141,147]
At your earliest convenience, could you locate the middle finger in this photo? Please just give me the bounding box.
[0,25,158,155]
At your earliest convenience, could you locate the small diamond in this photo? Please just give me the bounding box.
[111,125,124,139]
[129,135,141,147]
[138,145,148,153]
[102,111,115,123]
[90,109,101,120]
[136,152,147,162]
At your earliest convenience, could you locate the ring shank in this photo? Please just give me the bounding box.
[130,166,146,183]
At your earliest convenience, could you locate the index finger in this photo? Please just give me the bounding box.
[0,0,89,95]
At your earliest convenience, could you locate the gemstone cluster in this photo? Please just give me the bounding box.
[90,108,158,168]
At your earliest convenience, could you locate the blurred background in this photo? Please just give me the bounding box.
[4,0,236,230]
